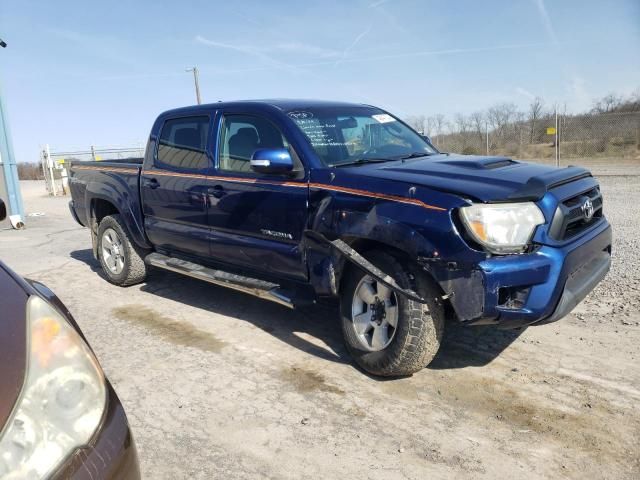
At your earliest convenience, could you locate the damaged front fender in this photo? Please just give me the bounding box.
[305,231,427,303]
[427,264,485,321]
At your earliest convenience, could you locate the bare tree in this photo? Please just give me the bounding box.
[433,114,445,135]
[528,97,544,143]
[469,111,485,144]
[487,102,518,136]
[453,114,469,133]
[424,116,433,136]
[405,115,426,133]
[614,89,640,112]
[397,87,639,158]
[630,88,640,110]
[17,162,45,180]
[591,93,623,114]
[426,114,446,146]
[452,114,470,150]
[513,111,526,151]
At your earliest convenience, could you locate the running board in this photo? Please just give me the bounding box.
[145,252,295,309]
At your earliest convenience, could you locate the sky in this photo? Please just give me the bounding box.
[0,0,639,163]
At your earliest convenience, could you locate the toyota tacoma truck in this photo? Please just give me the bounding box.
[68,100,612,376]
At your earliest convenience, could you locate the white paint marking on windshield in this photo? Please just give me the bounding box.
[287,111,314,119]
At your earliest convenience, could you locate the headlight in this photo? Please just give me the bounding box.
[459,202,545,254]
[0,296,106,479]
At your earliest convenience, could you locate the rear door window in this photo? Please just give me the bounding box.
[157,116,210,170]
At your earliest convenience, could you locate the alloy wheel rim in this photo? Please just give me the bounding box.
[351,276,399,351]
[101,228,125,275]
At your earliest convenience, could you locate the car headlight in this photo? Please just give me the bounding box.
[459,202,545,254]
[0,296,106,479]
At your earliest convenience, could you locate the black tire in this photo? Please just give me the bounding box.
[340,251,444,377]
[97,214,148,286]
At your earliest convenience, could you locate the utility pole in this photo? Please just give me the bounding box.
[485,122,489,155]
[45,144,57,196]
[0,36,26,226]
[554,104,559,167]
[186,67,202,105]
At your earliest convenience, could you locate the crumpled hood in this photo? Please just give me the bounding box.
[350,154,591,202]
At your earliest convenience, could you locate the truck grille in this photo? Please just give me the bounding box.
[549,187,603,241]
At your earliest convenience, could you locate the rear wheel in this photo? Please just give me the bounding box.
[97,214,148,286]
[340,251,444,376]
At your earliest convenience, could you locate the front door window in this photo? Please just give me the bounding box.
[218,114,293,173]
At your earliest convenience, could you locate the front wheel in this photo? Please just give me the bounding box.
[97,214,148,286]
[340,251,444,376]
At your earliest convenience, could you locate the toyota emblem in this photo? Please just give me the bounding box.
[581,198,594,221]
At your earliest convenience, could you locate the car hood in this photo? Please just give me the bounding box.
[0,262,28,429]
[350,154,591,202]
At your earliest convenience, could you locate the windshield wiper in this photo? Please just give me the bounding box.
[398,152,435,161]
[333,158,395,168]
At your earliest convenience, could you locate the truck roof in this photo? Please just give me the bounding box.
[159,99,374,117]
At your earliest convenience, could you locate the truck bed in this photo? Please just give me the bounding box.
[68,159,146,248]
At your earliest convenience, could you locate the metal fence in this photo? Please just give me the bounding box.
[40,144,144,196]
[426,111,640,167]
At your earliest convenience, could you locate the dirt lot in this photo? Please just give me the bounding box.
[1,177,639,479]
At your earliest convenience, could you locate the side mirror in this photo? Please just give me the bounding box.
[421,134,432,144]
[0,199,5,222]
[250,148,294,175]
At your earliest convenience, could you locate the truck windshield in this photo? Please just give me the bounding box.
[287,106,438,167]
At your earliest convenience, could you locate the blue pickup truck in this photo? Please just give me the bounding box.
[68,99,611,376]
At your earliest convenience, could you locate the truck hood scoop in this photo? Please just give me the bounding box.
[435,157,518,170]
[362,154,592,202]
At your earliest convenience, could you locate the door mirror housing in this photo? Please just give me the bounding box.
[250,148,294,175]
[421,134,432,144]
[0,199,5,221]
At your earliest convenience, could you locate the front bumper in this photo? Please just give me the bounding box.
[535,250,610,325]
[51,383,141,480]
[447,219,612,329]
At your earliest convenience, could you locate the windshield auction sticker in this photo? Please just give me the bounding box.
[371,114,396,123]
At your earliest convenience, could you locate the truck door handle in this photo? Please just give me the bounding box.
[208,185,225,199]
[144,178,160,189]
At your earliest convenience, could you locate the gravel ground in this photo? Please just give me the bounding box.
[1,178,639,480]
[581,175,640,319]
